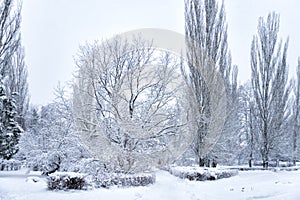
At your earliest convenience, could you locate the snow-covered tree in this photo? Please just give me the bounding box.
[237,82,262,167]
[1,1,29,130]
[5,45,29,130]
[251,12,291,168]
[0,0,26,160]
[184,0,231,166]
[291,57,300,165]
[16,106,41,164]
[210,65,240,165]
[74,36,194,173]
[18,85,86,173]
[0,82,22,159]
[0,0,21,77]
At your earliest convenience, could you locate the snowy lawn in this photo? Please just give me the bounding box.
[1,169,300,200]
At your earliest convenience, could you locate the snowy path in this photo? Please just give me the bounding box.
[0,169,300,200]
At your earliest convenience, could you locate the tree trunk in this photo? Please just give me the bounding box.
[42,156,61,176]
[206,159,211,167]
[263,159,268,169]
[199,157,205,167]
[293,129,297,166]
[262,126,269,169]
[276,159,279,167]
[212,159,217,168]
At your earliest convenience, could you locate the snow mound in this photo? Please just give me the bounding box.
[25,176,41,183]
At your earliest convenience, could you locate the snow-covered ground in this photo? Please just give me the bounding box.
[1,169,300,200]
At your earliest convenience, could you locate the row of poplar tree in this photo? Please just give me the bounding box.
[184,0,300,169]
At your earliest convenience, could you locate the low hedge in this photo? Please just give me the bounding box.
[47,171,155,190]
[93,172,156,188]
[168,166,238,181]
[47,172,87,190]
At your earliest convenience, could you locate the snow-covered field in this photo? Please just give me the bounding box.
[1,169,300,200]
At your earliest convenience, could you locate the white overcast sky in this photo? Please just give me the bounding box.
[21,0,300,105]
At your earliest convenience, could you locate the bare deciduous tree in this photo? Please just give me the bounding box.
[211,65,240,165]
[74,36,194,173]
[0,0,21,77]
[184,0,229,166]
[251,12,291,168]
[238,82,260,167]
[0,0,28,130]
[291,57,300,165]
[6,45,29,130]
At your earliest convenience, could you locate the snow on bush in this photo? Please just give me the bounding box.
[253,160,294,168]
[47,172,88,190]
[168,166,238,181]
[47,170,155,190]
[93,172,156,188]
[66,158,156,188]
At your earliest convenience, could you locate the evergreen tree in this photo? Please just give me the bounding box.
[0,82,22,159]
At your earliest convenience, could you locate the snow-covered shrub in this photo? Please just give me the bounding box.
[51,158,156,188]
[18,102,89,174]
[168,166,238,181]
[93,172,155,188]
[216,169,238,179]
[253,160,294,168]
[47,171,155,190]
[47,172,88,190]
[22,151,63,173]
[279,161,294,167]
